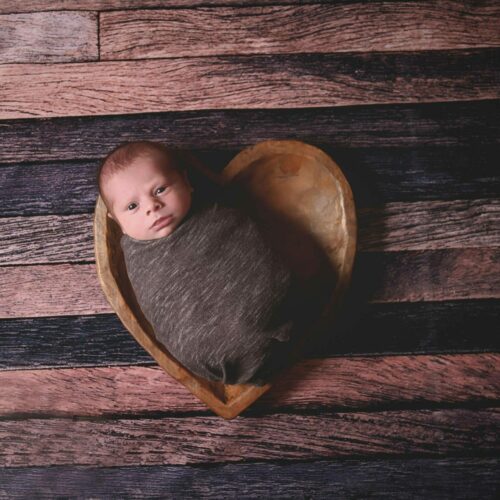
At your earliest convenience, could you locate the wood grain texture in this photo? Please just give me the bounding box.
[1,354,498,416]
[0,0,497,492]
[100,2,500,60]
[357,199,500,251]
[0,0,321,14]
[1,199,498,265]
[1,249,499,319]
[1,145,500,217]
[1,408,498,466]
[0,457,498,499]
[1,49,498,119]
[1,100,498,164]
[1,300,499,369]
[0,11,98,63]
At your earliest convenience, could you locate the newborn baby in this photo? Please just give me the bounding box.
[97,140,304,386]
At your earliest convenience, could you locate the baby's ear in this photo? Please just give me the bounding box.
[107,211,116,221]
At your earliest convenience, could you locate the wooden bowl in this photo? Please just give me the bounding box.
[93,139,357,419]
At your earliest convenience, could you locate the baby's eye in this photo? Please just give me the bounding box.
[127,202,137,211]
[155,186,168,195]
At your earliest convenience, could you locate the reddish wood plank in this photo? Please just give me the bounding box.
[1,354,498,416]
[1,49,498,119]
[1,199,499,265]
[363,248,500,303]
[0,11,98,63]
[0,0,318,15]
[101,2,500,61]
[0,248,499,318]
[1,408,498,466]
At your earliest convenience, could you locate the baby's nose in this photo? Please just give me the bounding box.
[148,200,162,213]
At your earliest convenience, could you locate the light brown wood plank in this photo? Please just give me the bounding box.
[1,200,499,265]
[1,248,499,319]
[1,408,498,466]
[0,0,316,15]
[1,354,498,416]
[1,49,498,119]
[101,2,500,61]
[0,11,97,64]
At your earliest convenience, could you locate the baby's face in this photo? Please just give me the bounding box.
[105,155,193,241]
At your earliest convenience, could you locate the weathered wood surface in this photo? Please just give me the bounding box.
[1,49,498,119]
[0,457,498,499]
[0,11,98,63]
[0,0,323,14]
[0,0,498,495]
[1,100,497,163]
[2,408,499,466]
[1,354,498,416]
[100,2,500,60]
[1,300,498,369]
[1,248,499,319]
[1,199,498,265]
[2,147,500,215]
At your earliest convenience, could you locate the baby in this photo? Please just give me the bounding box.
[96,140,305,386]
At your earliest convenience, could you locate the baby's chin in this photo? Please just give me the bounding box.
[143,220,179,240]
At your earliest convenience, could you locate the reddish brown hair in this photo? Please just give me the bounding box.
[96,140,185,213]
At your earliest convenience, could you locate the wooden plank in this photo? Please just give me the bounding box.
[0,457,498,499]
[100,2,500,61]
[1,199,498,265]
[1,49,498,119]
[0,11,97,64]
[357,248,500,303]
[0,0,321,15]
[357,199,500,251]
[1,408,498,466]
[1,300,499,369]
[0,249,499,319]
[1,354,498,416]
[1,146,500,217]
[0,100,498,163]
[0,199,499,264]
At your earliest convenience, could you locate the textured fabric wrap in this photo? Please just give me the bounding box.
[120,201,302,385]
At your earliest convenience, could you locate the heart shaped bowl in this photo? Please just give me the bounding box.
[93,139,357,419]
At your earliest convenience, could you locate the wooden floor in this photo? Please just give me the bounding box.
[1,1,499,497]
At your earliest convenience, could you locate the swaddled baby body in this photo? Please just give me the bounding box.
[96,140,302,385]
[120,200,298,385]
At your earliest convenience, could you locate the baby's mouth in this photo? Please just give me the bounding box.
[151,215,173,229]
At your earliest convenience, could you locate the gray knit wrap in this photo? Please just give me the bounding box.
[120,201,302,385]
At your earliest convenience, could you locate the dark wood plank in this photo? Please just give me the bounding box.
[357,248,500,303]
[0,11,97,63]
[357,199,500,251]
[2,199,498,264]
[0,100,498,164]
[1,354,498,416]
[1,408,498,466]
[1,300,498,369]
[100,2,500,61]
[1,249,499,318]
[0,457,498,499]
[0,0,323,15]
[1,49,498,119]
[1,145,499,216]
